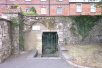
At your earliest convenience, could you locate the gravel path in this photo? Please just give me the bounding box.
[0,51,72,68]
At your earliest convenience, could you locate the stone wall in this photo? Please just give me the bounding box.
[2,12,20,54]
[56,17,102,44]
[0,10,102,59]
[90,20,102,42]
[0,8,23,63]
[0,18,11,63]
[0,12,101,61]
[2,8,23,54]
[23,16,102,46]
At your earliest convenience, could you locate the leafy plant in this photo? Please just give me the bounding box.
[19,36,23,50]
[70,15,101,41]
[22,7,38,15]
[10,17,19,27]
[14,3,19,7]
[10,3,19,9]
[50,49,58,54]
[95,1,102,14]
[30,7,37,13]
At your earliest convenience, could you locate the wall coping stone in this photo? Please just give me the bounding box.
[24,15,99,17]
[2,12,21,14]
[24,15,72,17]
[0,18,10,22]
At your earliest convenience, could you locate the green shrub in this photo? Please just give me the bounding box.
[30,7,37,13]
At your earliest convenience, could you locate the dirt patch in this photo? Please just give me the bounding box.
[66,42,102,68]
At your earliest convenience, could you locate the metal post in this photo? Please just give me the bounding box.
[49,0,50,15]
[6,0,7,8]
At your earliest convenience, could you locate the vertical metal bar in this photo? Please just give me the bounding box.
[42,34,43,49]
[54,34,55,49]
[42,33,45,53]
[51,33,53,49]
[6,0,7,8]
[44,35,46,52]
[49,0,50,15]
[55,34,58,49]
[48,34,49,48]
[53,34,55,49]
[46,34,48,48]
[44,34,45,49]
[43,34,45,50]
[50,33,52,48]
[49,33,51,48]
[55,34,56,49]
[56,34,58,49]
[52,34,54,49]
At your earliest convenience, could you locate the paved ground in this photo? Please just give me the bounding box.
[0,51,72,68]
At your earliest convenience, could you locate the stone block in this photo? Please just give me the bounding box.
[0,29,2,34]
[37,37,42,39]
[2,25,7,28]
[3,34,6,36]
[0,22,3,25]
[0,25,1,29]
[8,50,11,54]
[0,41,2,46]
[36,34,41,37]
[4,22,7,26]
[0,45,2,49]
[0,35,2,39]
[0,53,2,57]
[61,51,73,60]
[58,32,63,35]
[27,50,37,59]
[0,59,2,63]
[3,56,6,60]
[4,29,8,34]
[59,38,63,41]
[59,45,68,51]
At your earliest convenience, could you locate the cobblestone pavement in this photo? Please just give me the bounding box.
[0,51,72,68]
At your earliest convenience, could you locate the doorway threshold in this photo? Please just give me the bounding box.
[27,50,60,60]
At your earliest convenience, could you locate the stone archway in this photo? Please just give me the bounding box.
[23,16,70,57]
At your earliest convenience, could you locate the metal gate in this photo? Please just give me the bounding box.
[42,32,58,55]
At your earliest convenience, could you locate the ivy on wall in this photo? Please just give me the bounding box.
[10,17,19,27]
[10,16,24,52]
[19,15,24,51]
[70,15,101,41]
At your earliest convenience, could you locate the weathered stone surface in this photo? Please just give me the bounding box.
[59,46,68,51]
[0,41,2,45]
[0,45,2,49]
[0,10,102,64]
[61,51,73,60]
[0,18,11,63]
[23,16,102,54]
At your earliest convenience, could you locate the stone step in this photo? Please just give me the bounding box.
[27,50,37,59]
[61,51,73,60]
[36,53,42,57]
[59,45,68,51]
